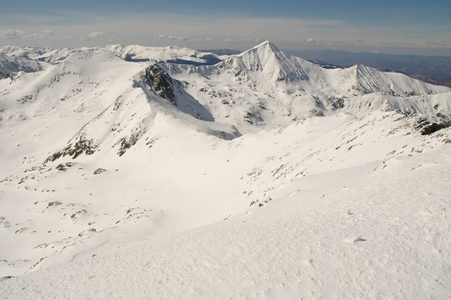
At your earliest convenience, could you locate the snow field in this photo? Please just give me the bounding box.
[1,41,451,298]
[1,145,450,299]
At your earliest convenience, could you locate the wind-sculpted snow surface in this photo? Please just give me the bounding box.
[0,41,450,299]
[2,150,451,300]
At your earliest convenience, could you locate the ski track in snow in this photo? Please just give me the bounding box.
[0,41,451,299]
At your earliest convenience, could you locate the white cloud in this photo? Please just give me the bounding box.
[0,29,27,39]
[43,29,54,36]
[158,34,188,41]
[306,38,321,44]
[88,31,104,40]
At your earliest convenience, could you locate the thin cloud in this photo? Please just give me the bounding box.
[0,29,27,39]
[88,32,105,40]
[43,29,54,36]
[0,13,449,55]
[158,35,188,41]
[306,38,321,44]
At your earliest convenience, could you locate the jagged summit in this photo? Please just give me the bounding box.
[218,40,313,85]
[232,40,293,70]
[240,40,281,55]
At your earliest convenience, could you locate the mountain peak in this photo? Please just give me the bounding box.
[254,40,278,49]
[221,41,312,85]
[232,41,287,68]
[240,40,281,57]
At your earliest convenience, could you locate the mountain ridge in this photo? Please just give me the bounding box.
[287,49,451,87]
[0,42,450,293]
[1,41,450,159]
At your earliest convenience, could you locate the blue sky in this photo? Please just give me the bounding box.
[1,0,450,55]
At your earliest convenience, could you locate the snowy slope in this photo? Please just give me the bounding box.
[1,111,450,299]
[0,41,451,299]
[2,152,451,300]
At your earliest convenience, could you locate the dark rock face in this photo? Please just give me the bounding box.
[45,135,96,163]
[93,168,107,175]
[244,110,263,125]
[55,163,67,171]
[144,65,177,104]
[118,134,141,157]
[421,122,451,135]
[55,162,76,171]
[325,96,346,110]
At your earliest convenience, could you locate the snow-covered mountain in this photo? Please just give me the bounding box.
[1,41,450,299]
[163,41,451,132]
[0,55,42,79]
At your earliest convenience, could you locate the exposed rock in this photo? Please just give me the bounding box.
[144,65,177,104]
[420,121,451,135]
[93,168,107,175]
[325,96,346,110]
[244,110,263,125]
[55,163,67,171]
[45,135,96,163]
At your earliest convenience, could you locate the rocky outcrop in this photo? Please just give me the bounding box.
[44,135,97,163]
[143,65,177,104]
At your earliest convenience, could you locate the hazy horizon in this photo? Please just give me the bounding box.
[1,1,450,56]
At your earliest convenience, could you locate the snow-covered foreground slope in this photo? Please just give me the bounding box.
[1,121,450,299]
[1,111,450,299]
[1,42,451,298]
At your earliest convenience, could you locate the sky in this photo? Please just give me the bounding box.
[0,0,450,55]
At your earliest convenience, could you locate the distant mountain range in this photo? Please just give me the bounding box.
[285,49,451,88]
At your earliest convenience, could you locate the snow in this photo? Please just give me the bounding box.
[0,41,450,299]
[1,144,450,299]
